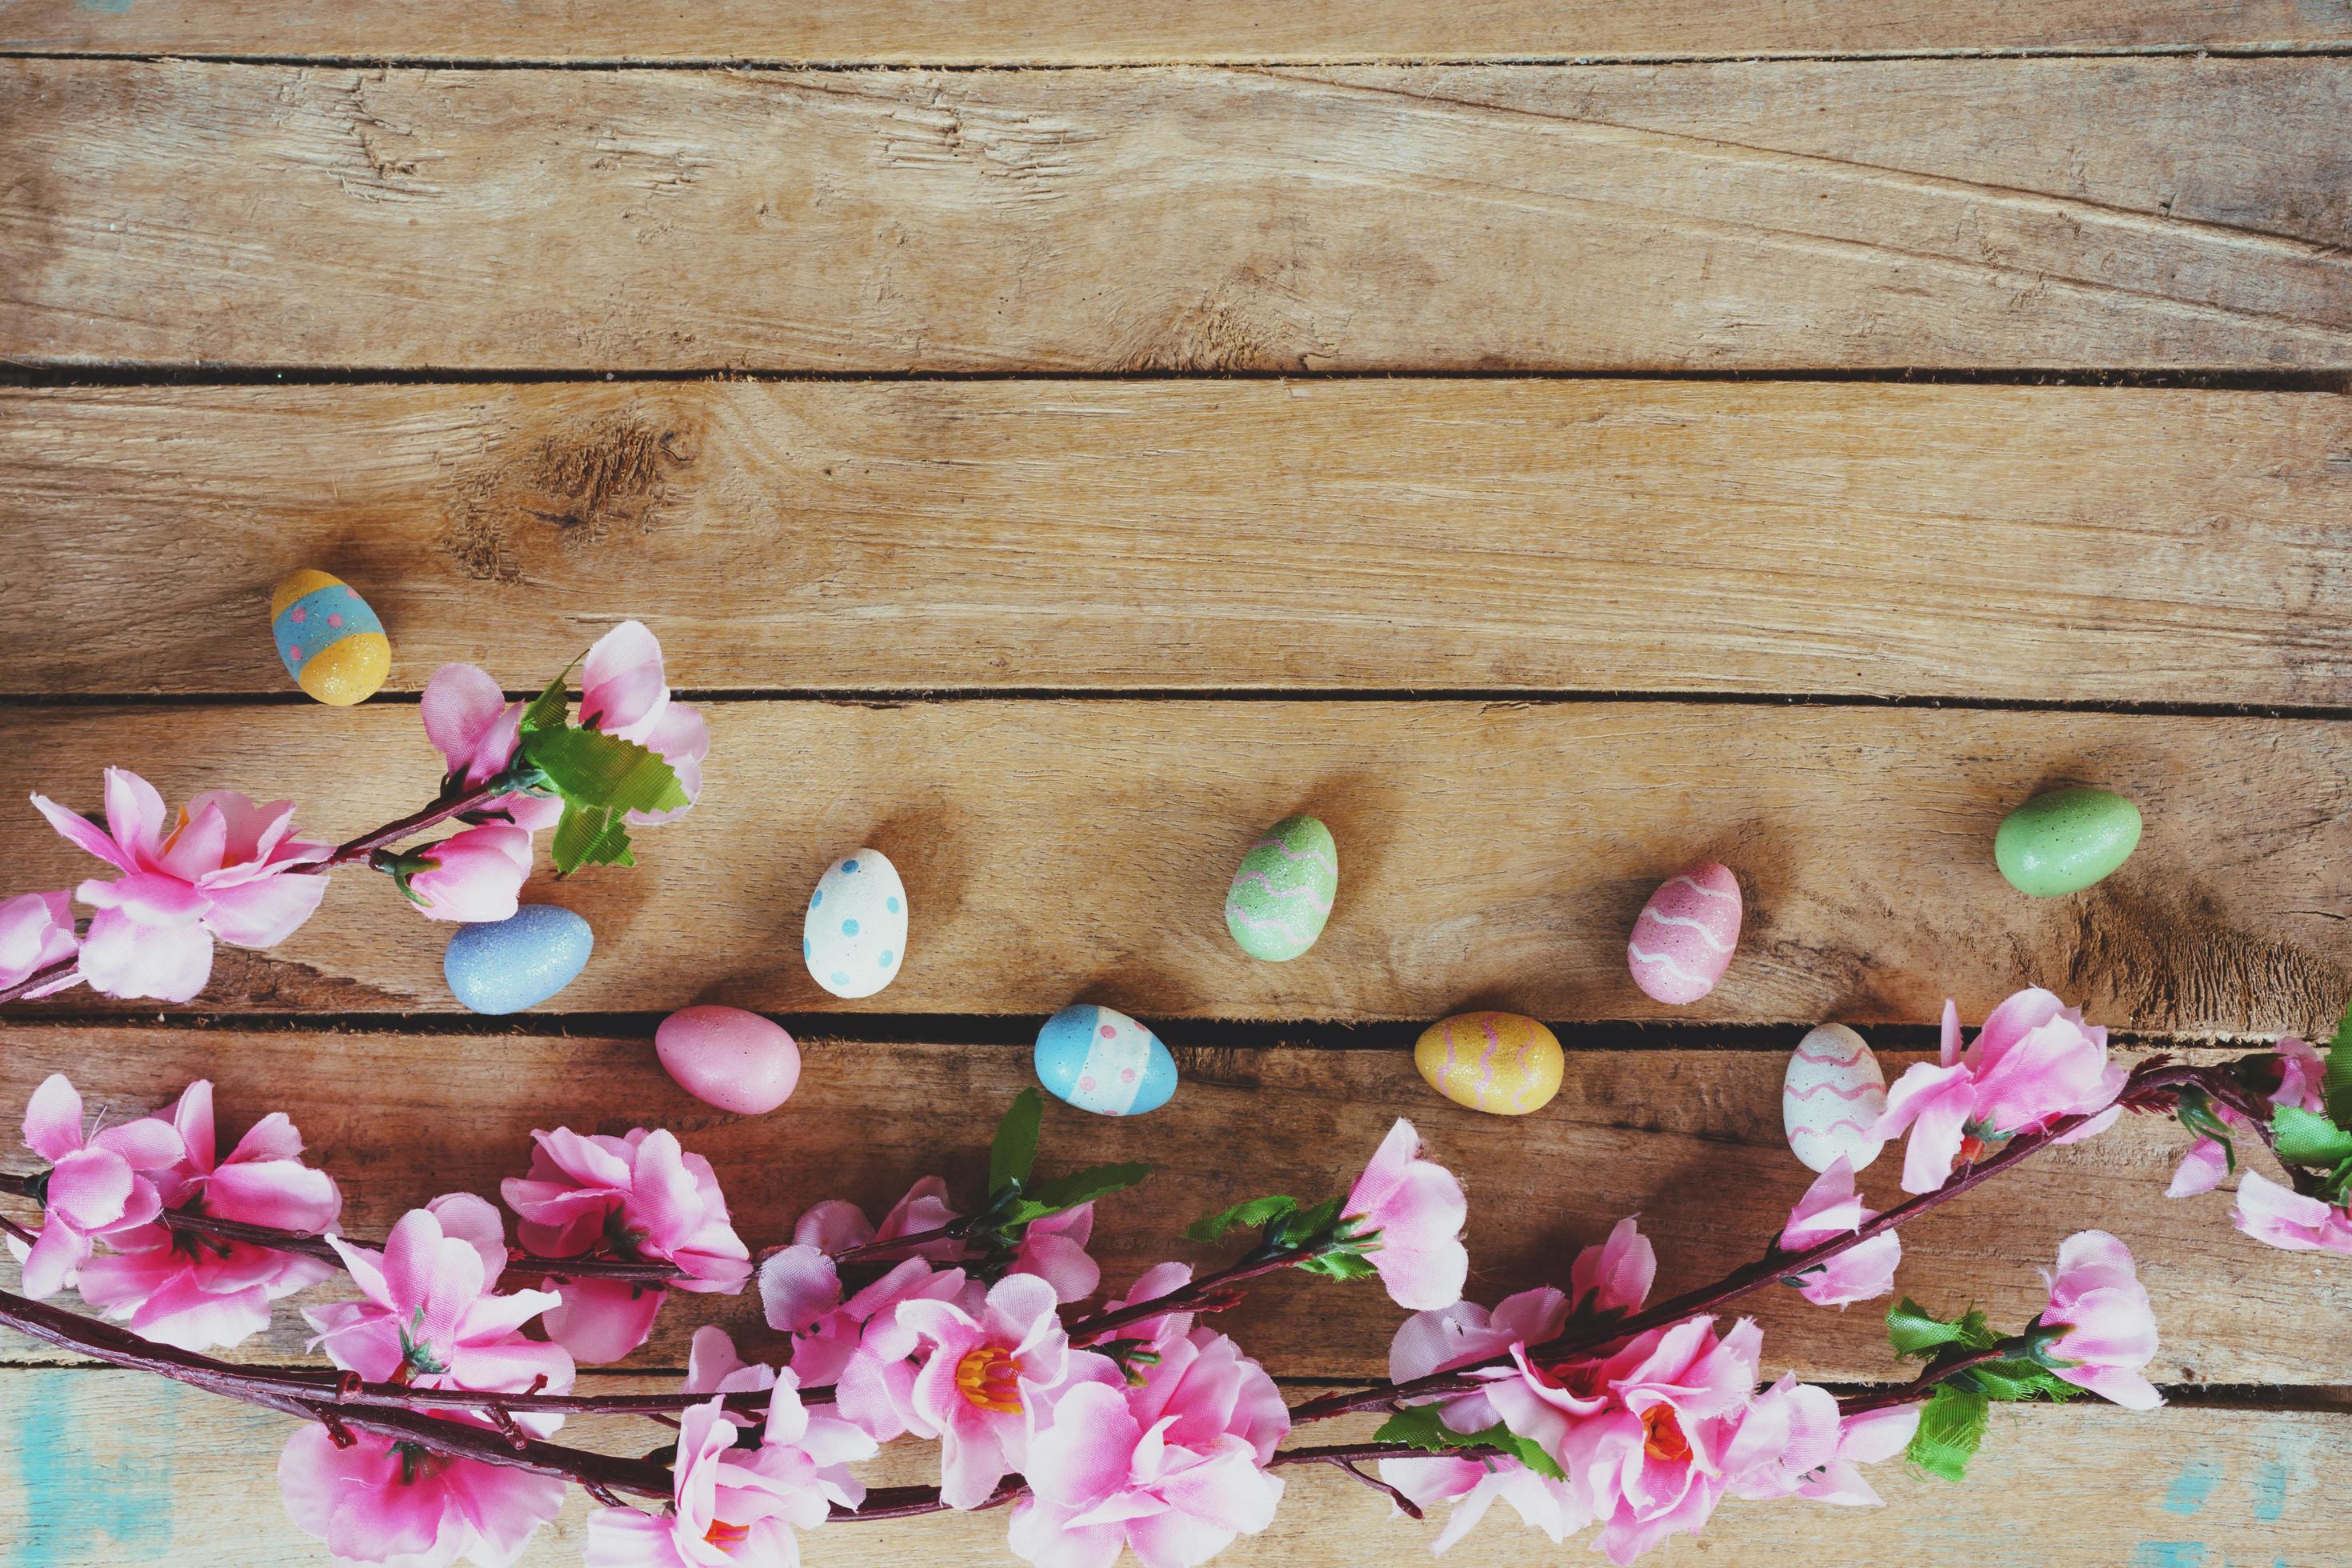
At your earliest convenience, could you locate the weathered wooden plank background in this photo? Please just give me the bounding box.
[7,60,2352,370]
[2,4,2347,1566]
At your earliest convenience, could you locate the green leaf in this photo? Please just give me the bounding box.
[1279,1196,1346,1249]
[2270,1105,2352,1168]
[1373,1405,1566,1482]
[1018,1162,1152,1218]
[521,669,572,734]
[1962,1359,2083,1404]
[1185,1195,1301,1246]
[523,726,690,818]
[1906,1385,1990,1483]
[1294,1250,1381,1282]
[2325,1002,2352,1127]
[990,1090,1043,1194]
[1886,1298,1997,1361]
[550,802,634,876]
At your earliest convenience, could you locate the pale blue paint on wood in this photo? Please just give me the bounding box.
[2127,1545,2207,1568]
[2251,1459,2290,1522]
[2,1381,177,1566]
[2162,1459,2223,1516]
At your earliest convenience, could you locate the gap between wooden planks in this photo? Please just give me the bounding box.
[5,382,2350,706]
[5,59,2350,370]
[3,0,2349,65]
[0,702,2344,1033]
[0,1374,2338,1568]
[0,1030,2343,1386]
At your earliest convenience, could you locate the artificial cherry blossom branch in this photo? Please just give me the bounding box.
[1288,1058,2229,1424]
[0,1170,690,1285]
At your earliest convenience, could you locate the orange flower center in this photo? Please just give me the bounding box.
[705,1520,751,1549]
[955,1346,1024,1414]
[1641,1404,1691,1464]
[1533,1357,1610,1399]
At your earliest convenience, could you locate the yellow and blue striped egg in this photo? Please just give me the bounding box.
[270,570,390,706]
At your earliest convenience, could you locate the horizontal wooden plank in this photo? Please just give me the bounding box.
[6,59,2350,370]
[0,1372,2342,1567]
[2,1029,2346,1386]
[2,702,2346,1032]
[6,382,2350,705]
[6,1,2350,65]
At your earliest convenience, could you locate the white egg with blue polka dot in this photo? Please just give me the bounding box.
[801,847,907,999]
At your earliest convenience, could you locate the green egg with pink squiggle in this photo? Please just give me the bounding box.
[1224,814,1338,962]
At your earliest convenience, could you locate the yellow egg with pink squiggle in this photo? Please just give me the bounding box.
[1414,1011,1563,1116]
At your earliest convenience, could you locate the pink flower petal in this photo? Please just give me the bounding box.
[198,870,330,948]
[74,906,214,1002]
[30,792,133,872]
[22,1074,86,1162]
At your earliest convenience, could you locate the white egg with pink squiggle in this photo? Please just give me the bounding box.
[1626,861,1742,1005]
[1782,1022,1888,1174]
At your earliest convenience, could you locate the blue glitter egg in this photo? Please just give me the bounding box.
[443,905,594,1015]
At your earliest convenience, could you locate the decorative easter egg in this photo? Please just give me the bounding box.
[1413,1012,1564,1116]
[1033,1003,1178,1116]
[1994,788,2142,897]
[657,1006,801,1115]
[270,569,390,706]
[443,905,592,1015]
[1225,814,1338,962]
[1627,862,1742,1006]
[802,850,907,1000]
[1782,1023,1888,1174]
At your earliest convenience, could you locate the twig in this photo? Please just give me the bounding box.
[0,1288,673,1498]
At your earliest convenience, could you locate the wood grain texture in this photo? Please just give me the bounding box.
[0,1373,2340,1568]
[6,0,2350,64]
[1,1028,2346,1386]
[6,59,2350,371]
[6,382,2352,704]
[3,701,2346,1031]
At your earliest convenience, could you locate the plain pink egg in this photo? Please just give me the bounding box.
[655,1005,801,1114]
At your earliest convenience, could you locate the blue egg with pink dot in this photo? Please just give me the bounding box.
[1034,1004,1178,1117]
[802,847,906,999]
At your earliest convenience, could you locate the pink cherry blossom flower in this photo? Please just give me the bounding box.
[419,663,562,834]
[1378,1453,1590,1555]
[10,1074,183,1298]
[1478,1315,1764,1566]
[2168,1037,2326,1198]
[584,1377,874,1567]
[1374,1286,1586,1553]
[1568,1216,1655,1318]
[1775,1158,1902,1308]
[1795,1406,1922,1507]
[2038,1230,2162,1410]
[306,1196,575,1416]
[279,1420,568,1568]
[759,1178,1098,1338]
[2231,1170,2352,1254]
[1008,1326,1290,1568]
[1874,990,2127,1195]
[30,770,331,1002]
[1719,1374,1842,1501]
[0,889,81,998]
[1340,1118,1470,1311]
[400,824,535,924]
[75,1079,342,1352]
[498,1127,751,1364]
[578,621,709,826]
[893,1272,1104,1508]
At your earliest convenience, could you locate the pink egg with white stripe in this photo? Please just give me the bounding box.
[1626,860,1742,1005]
[1782,1022,1888,1174]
